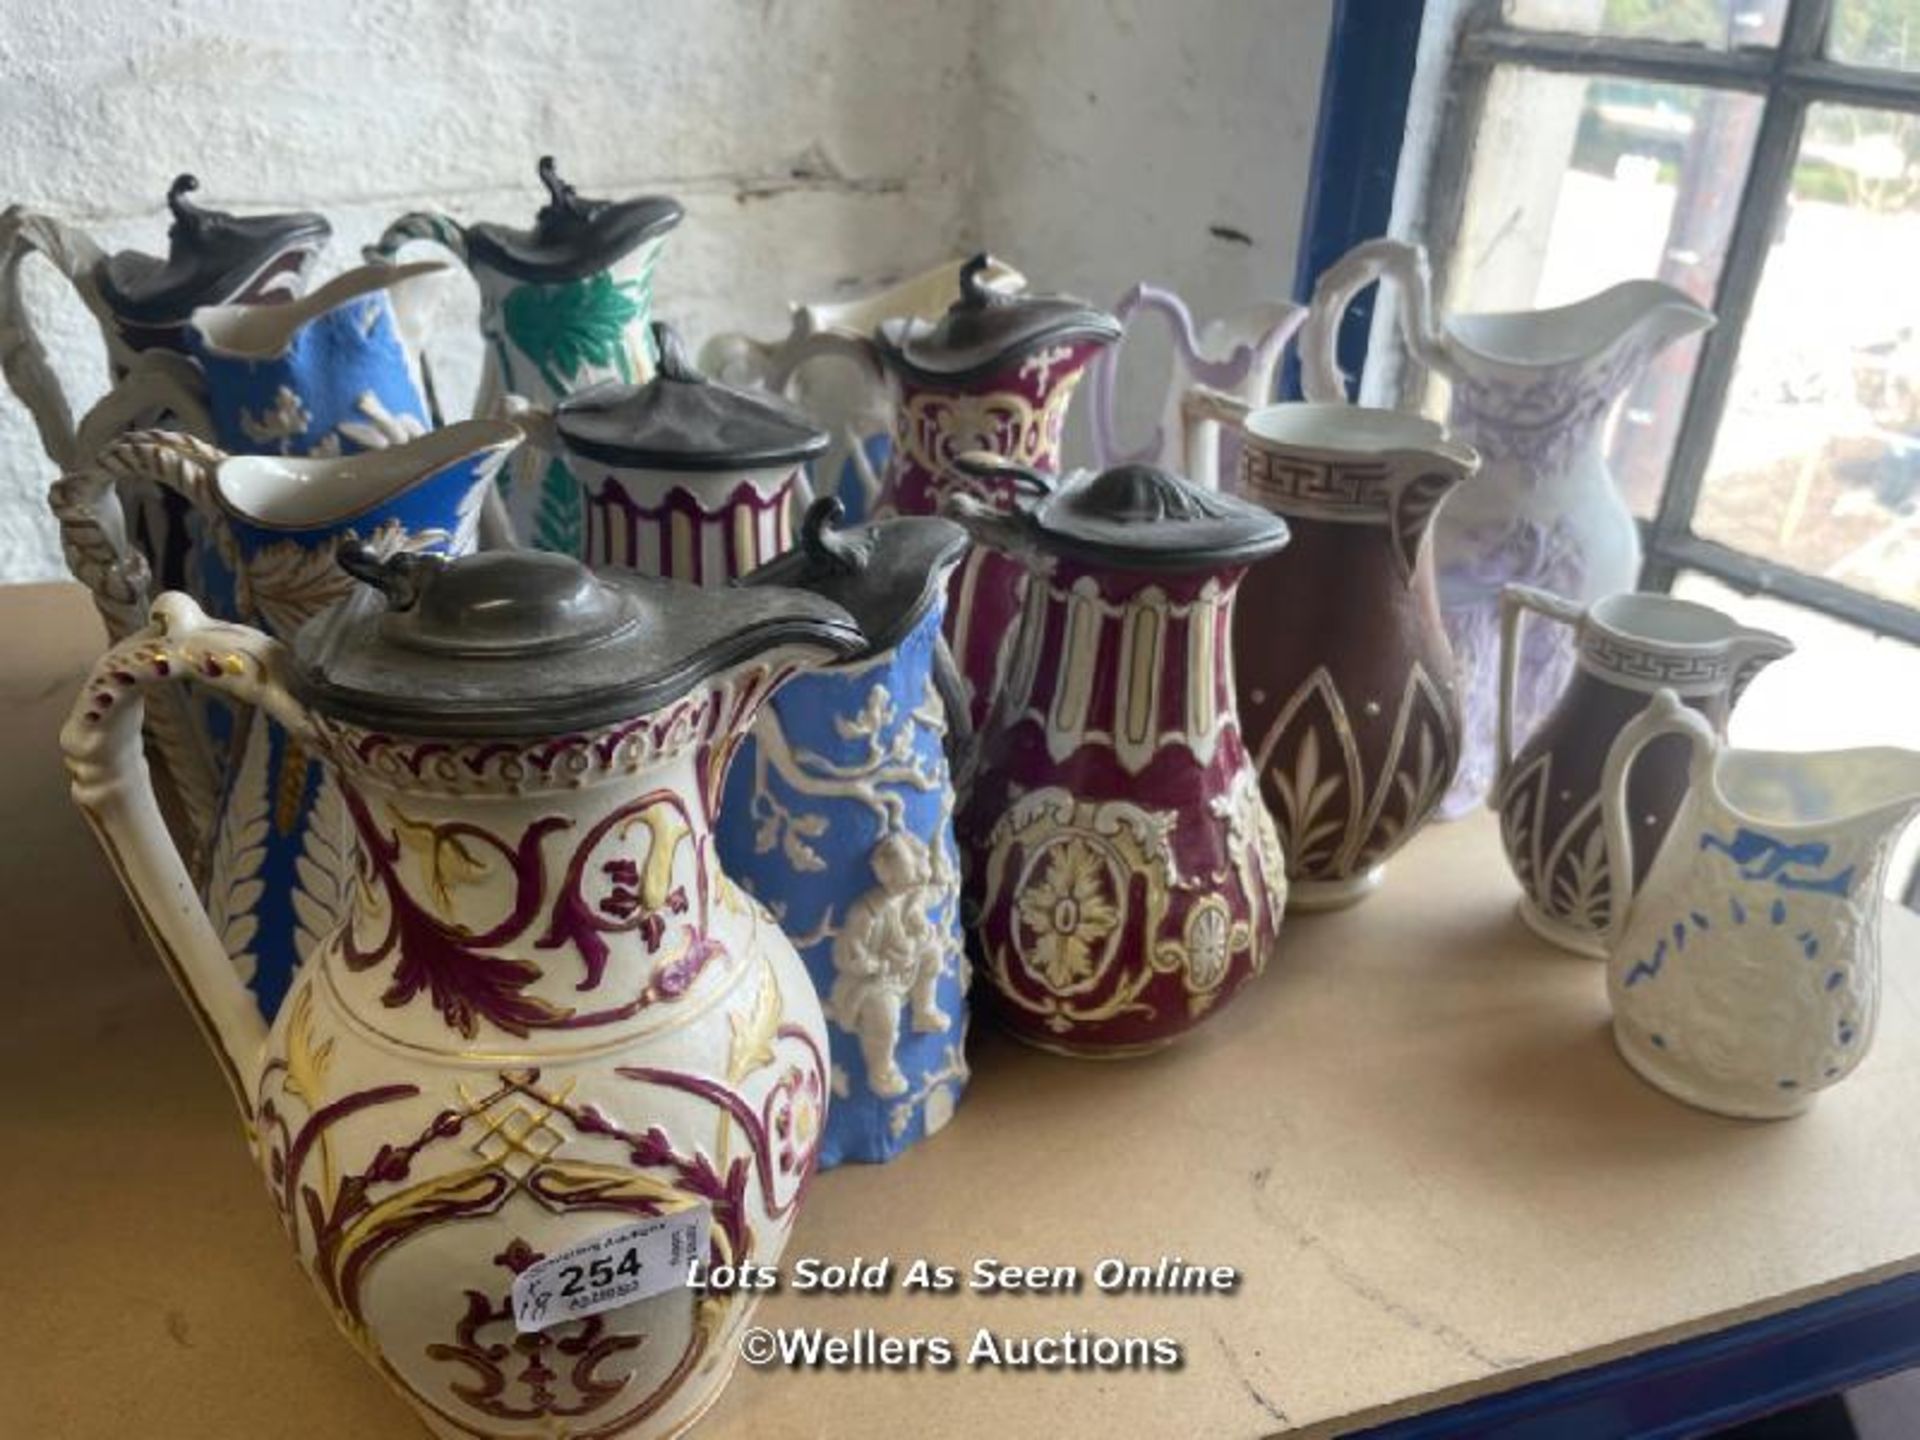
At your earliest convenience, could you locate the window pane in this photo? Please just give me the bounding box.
[1447,68,1762,513]
[1829,0,1920,71]
[1672,573,1920,899]
[1505,0,1787,48]
[1692,104,1920,609]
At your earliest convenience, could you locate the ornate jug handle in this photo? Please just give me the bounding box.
[1597,689,1716,952]
[0,207,115,468]
[364,214,471,433]
[71,351,215,463]
[1496,584,1587,791]
[1299,238,1444,405]
[1092,283,1304,473]
[61,594,315,1113]
[47,452,224,853]
[364,211,470,268]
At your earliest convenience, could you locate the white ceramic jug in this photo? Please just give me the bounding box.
[1599,691,1920,1118]
[62,545,864,1438]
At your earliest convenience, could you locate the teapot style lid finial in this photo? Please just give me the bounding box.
[290,541,863,737]
[552,320,830,473]
[95,173,332,325]
[875,252,1121,384]
[956,456,1290,573]
[738,497,968,656]
[462,155,684,284]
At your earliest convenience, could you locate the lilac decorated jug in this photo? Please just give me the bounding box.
[1301,238,1713,817]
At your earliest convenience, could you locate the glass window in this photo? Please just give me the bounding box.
[1505,0,1789,49]
[1410,0,1920,657]
[1675,571,1920,896]
[1829,0,1920,69]
[1447,70,1762,514]
[1692,102,1920,608]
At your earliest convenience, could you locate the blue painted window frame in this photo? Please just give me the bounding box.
[1286,0,1427,400]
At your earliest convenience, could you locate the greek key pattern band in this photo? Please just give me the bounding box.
[1579,631,1730,695]
[1239,447,1393,520]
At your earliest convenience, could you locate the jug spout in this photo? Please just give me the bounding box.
[1446,279,1713,378]
[62,595,316,1114]
[189,258,447,363]
[1728,624,1795,704]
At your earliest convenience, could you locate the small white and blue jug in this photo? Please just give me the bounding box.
[718,498,972,1165]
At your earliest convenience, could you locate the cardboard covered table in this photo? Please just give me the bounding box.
[5,580,1919,1438]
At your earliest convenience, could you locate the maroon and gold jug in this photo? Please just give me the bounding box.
[822,255,1121,738]
[949,456,1291,1057]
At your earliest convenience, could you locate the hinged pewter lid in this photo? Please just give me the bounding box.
[740,498,967,656]
[95,175,331,325]
[958,454,1290,574]
[464,156,683,284]
[876,253,1120,384]
[554,322,830,473]
[291,542,864,737]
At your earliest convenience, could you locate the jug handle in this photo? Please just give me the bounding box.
[61,593,313,1115]
[0,207,115,468]
[1597,688,1715,952]
[92,427,244,601]
[364,211,470,268]
[1299,238,1442,405]
[1179,383,1253,491]
[1496,584,1586,791]
[71,350,215,463]
[48,455,224,853]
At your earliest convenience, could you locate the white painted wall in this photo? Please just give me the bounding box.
[0,0,1328,581]
[975,0,1331,462]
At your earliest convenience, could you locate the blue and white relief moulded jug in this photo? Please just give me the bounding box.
[718,499,971,1166]
[1600,691,1920,1119]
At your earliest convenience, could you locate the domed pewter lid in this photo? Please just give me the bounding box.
[464,156,683,284]
[955,454,1290,574]
[554,321,830,473]
[740,498,968,656]
[291,542,864,737]
[95,175,331,325]
[875,253,1120,384]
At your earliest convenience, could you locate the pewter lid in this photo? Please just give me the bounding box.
[875,253,1120,383]
[554,322,830,472]
[95,175,330,325]
[740,498,967,656]
[959,455,1290,573]
[291,542,863,737]
[464,156,683,284]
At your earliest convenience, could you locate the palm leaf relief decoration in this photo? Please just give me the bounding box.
[1254,663,1458,878]
[1497,752,1552,896]
[502,272,646,394]
[1351,665,1457,871]
[292,769,350,968]
[532,453,584,557]
[1255,667,1365,875]
[1545,801,1611,934]
[205,715,272,986]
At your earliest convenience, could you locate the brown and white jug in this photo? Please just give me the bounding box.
[1183,393,1481,909]
[1492,585,1792,956]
